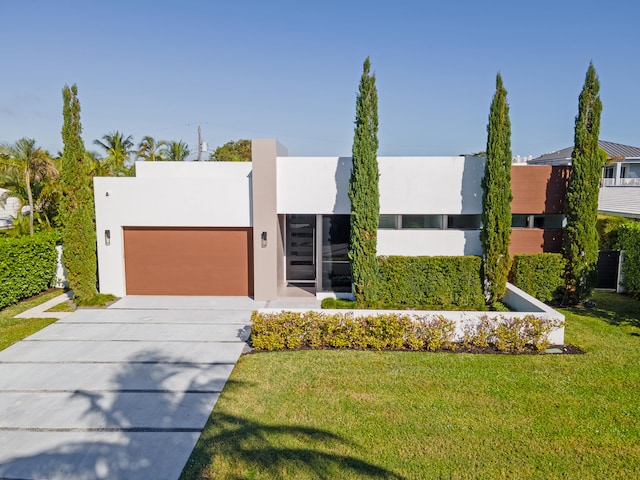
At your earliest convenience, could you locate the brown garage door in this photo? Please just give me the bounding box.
[123,227,253,296]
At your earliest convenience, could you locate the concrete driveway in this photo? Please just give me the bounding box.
[0,296,265,480]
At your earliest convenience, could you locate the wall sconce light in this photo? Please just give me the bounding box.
[105,229,111,246]
[261,231,267,248]
[105,190,111,197]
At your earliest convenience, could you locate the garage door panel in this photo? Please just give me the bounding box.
[124,227,253,296]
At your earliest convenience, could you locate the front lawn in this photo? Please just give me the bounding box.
[182,291,640,479]
[0,289,63,352]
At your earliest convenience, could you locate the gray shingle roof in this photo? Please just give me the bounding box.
[529,140,640,165]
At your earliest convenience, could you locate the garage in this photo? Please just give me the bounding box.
[123,227,253,296]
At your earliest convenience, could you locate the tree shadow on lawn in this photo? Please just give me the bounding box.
[0,349,402,480]
[564,293,640,330]
[181,409,405,479]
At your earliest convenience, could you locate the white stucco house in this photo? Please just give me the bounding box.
[94,139,568,300]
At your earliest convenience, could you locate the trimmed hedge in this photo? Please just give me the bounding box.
[0,232,58,309]
[376,256,485,310]
[250,311,561,353]
[596,214,633,250]
[512,253,565,302]
[618,222,640,299]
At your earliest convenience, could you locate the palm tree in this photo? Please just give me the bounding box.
[0,138,59,235]
[93,131,135,176]
[165,141,190,162]
[137,136,167,162]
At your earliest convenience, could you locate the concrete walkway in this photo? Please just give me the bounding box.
[0,296,266,480]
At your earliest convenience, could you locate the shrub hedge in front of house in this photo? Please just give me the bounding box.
[376,256,485,310]
[250,311,560,353]
[511,253,565,303]
[618,222,640,299]
[0,232,59,309]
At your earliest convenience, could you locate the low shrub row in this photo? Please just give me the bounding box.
[0,232,59,309]
[376,256,485,310]
[511,253,565,302]
[250,311,561,353]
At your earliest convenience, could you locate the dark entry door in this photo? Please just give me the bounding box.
[597,250,620,289]
[286,215,316,283]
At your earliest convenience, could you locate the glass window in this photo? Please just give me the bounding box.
[378,215,398,229]
[447,215,481,230]
[322,215,350,261]
[511,214,530,228]
[401,215,442,229]
[321,215,352,292]
[603,166,615,179]
[533,214,565,229]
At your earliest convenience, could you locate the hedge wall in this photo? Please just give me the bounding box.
[0,232,58,309]
[376,256,485,309]
[618,222,640,299]
[596,214,633,250]
[511,253,565,303]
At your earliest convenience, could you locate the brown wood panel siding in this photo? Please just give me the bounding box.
[511,166,570,214]
[510,229,564,255]
[124,227,253,296]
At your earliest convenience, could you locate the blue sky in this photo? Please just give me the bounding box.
[1,0,639,159]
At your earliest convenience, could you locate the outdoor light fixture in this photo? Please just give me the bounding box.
[261,231,267,248]
[105,229,111,246]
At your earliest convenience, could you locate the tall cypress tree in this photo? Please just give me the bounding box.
[563,63,602,304]
[60,84,97,302]
[349,57,379,304]
[481,73,513,304]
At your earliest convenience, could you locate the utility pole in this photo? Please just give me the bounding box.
[197,124,202,161]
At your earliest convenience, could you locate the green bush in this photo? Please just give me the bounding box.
[0,232,58,309]
[376,256,485,310]
[250,311,562,353]
[618,222,640,299]
[511,253,565,302]
[596,214,634,250]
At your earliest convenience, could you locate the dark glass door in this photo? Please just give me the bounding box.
[286,214,316,282]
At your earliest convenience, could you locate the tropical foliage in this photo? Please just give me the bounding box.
[209,139,251,161]
[93,131,135,176]
[165,140,191,162]
[137,136,167,162]
[0,138,60,235]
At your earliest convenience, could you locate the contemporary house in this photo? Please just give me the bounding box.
[529,140,640,220]
[94,139,569,300]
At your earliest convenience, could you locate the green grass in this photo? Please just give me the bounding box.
[182,291,640,479]
[0,290,64,352]
[46,300,76,312]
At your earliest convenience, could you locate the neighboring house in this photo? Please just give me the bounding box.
[94,139,569,300]
[0,187,20,230]
[529,140,640,220]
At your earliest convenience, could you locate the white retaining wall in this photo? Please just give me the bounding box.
[259,283,565,345]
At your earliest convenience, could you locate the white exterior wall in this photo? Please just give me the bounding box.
[94,162,252,296]
[599,186,640,219]
[277,155,484,256]
[277,157,351,214]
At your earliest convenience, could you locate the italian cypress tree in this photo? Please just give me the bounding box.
[349,57,380,304]
[60,84,97,302]
[481,73,513,304]
[563,63,602,304]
